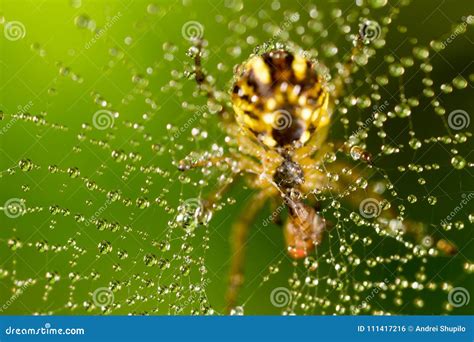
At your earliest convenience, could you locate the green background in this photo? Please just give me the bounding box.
[0,0,473,315]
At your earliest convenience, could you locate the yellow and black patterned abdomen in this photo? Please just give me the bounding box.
[231,49,329,148]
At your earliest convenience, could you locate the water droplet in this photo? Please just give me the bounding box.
[389,63,405,77]
[18,159,34,171]
[98,241,112,254]
[230,306,244,315]
[143,253,157,266]
[368,0,388,8]
[452,76,468,89]
[451,155,466,170]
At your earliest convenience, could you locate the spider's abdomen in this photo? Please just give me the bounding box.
[231,49,329,148]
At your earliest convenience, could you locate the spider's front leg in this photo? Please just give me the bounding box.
[188,38,232,120]
[177,155,235,172]
[331,34,365,100]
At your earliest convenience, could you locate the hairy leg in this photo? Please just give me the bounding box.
[325,160,457,255]
[226,191,268,313]
[331,37,365,100]
[190,38,233,120]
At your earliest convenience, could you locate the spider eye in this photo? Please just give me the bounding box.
[231,49,330,148]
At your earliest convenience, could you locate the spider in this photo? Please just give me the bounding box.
[178,38,457,313]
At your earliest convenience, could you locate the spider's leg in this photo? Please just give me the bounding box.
[226,191,268,313]
[269,197,284,226]
[178,155,235,171]
[189,39,232,119]
[325,161,457,255]
[331,37,365,100]
[202,175,237,213]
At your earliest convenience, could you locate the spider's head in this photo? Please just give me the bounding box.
[231,49,330,149]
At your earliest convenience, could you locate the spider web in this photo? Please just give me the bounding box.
[0,0,472,315]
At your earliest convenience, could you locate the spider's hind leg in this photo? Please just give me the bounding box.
[326,160,457,256]
[226,191,268,314]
